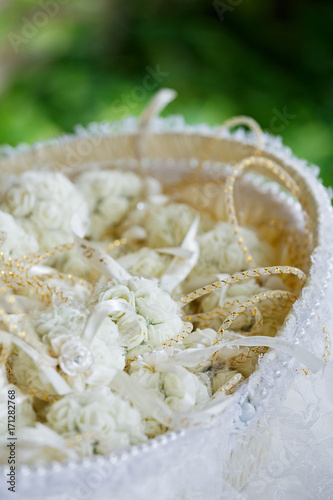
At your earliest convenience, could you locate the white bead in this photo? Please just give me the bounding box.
[239,402,256,422]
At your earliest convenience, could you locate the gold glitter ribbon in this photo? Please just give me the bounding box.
[178,266,305,307]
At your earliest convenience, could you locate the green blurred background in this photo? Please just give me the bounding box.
[0,0,332,186]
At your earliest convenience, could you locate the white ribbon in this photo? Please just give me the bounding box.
[155,362,197,411]
[136,88,177,163]
[71,214,131,280]
[169,335,325,374]
[110,370,174,426]
[82,300,138,344]
[110,369,234,429]
[160,216,200,293]
[0,329,71,395]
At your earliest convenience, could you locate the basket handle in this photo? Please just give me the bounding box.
[218,115,263,149]
[196,115,263,171]
[136,88,177,165]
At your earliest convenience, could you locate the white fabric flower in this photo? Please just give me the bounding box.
[130,368,162,393]
[2,183,36,217]
[86,337,125,386]
[62,431,94,458]
[75,170,146,239]
[163,371,186,399]
[116,313,148,348]
[34,306,87,341]
[0,171,88,250]
[31,200,64,230]
[58,336,94,376]
[122,202,213,249]
[162,371,210,411]
[99,277,183,349]
[142,418,166,438]
[99,282,136,309]
[118,248,171,278]
[0,210,39,257]
[46,387,146,453]
[194,222,275,276]
[129,362,210,413]
[32,306,123,388]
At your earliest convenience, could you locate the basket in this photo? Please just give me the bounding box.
[0,91,333,500]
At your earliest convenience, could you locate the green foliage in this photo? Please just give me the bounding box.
[0,0,332,186]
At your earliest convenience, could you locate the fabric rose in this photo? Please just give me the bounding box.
[58,336,94,377]
[0,171,88,250]
[85,337,125,386]
[46,387,146,454]
[32,304,125,389]
[0,210,39,257]
[130,367,162,393]
[99,277,183,349]
[193,221,275,276]
[31,200,64,230]
[34,306,88,341]
[75,170,148,239]
[129,361,211,415]
[163,370,211,411]
[118,248,171,279]
[3,183,35,217]
[121,202,213,249]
